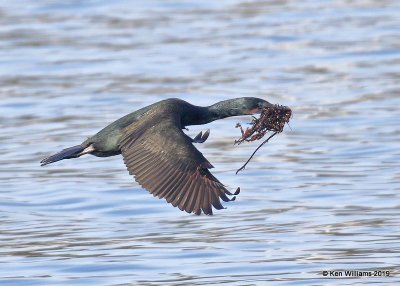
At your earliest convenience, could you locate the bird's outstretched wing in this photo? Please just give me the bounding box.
[119,111,239,215]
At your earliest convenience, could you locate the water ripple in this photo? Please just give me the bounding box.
[1,0,400,285]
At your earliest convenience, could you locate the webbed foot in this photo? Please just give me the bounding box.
[192,129,210,143]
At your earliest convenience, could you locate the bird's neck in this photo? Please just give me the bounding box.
[207,100,243,122]
[181,99,243,126]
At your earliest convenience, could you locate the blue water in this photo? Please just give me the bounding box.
[0,0,399,285]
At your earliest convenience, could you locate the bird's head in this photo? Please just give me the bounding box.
[205,97,274,123]
[239,97,273,115]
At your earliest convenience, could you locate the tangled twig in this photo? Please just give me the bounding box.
[235,104,292,174]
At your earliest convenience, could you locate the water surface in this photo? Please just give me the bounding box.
[1,0,399,285]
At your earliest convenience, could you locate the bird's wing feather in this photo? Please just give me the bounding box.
[119,111,238,215]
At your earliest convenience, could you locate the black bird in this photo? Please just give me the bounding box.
[41,97,272,215]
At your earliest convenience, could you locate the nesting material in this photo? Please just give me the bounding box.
[235,104,292,174]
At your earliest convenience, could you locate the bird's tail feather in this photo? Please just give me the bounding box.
[40,145,84,166]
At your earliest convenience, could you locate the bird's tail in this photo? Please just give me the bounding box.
[40,145,87,166]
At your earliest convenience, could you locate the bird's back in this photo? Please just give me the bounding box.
[83,98,190,154]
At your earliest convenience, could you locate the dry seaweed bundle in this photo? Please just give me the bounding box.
[235,104,292,174]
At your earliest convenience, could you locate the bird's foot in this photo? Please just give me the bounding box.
[192,129,210,143]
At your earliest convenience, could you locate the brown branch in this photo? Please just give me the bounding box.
[234,104,292,174]
[236,132,277,174]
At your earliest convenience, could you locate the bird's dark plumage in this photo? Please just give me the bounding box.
[41,97,271,215]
